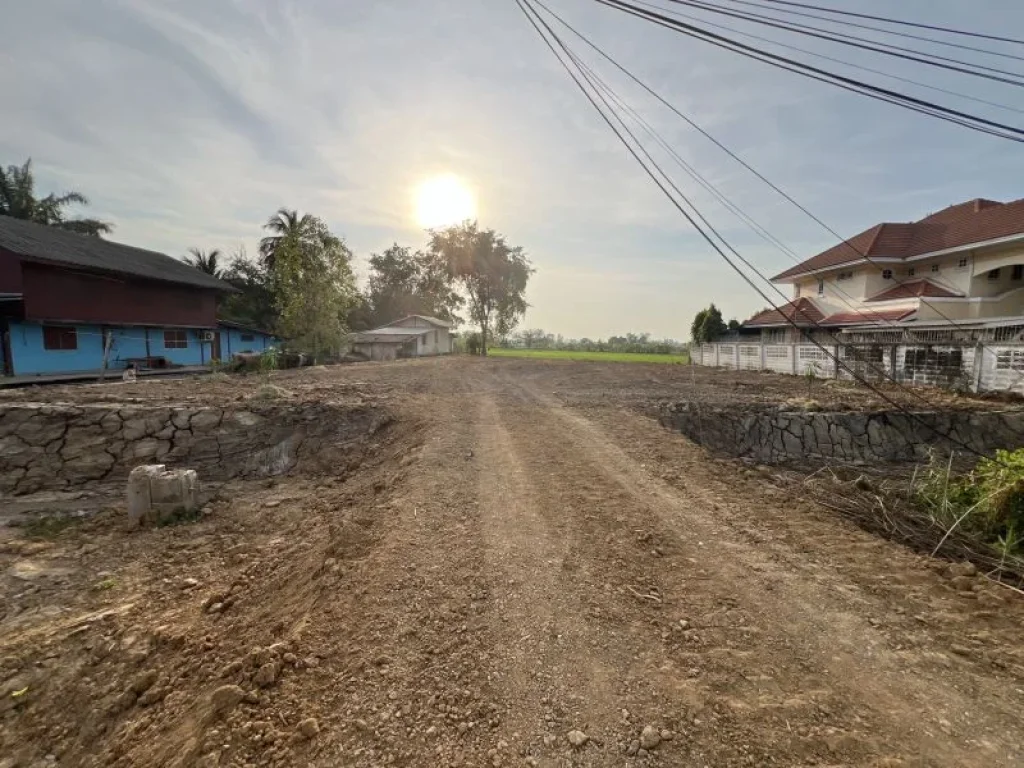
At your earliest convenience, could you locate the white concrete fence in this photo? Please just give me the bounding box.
[694,341,1024,395]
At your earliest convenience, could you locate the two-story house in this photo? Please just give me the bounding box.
[743,198,1024,342]
[0,216,277,378]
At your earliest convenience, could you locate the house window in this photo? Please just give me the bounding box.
[931,264,940,273]
[957,257,969,269]
[1014,265,1023,281]
[837,271,853,282]
[882,269,893,280]
[163,330,188,349]
[240,333,255,342]
[817,279,824,296]
[907,267,916,277]
[42,325,78,351]
[988,268,1002,281]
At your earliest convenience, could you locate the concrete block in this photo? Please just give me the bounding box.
[128,464,199,528]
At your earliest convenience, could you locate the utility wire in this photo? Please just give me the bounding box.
[517,0,986,443]
[589,0,1024,142]
[712,0,1024,63]
[747,0,1024,47]
[534,0,1024,379]
[655,0,1024,85]
[631,0,1024,115]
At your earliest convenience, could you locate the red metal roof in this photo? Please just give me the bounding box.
[743,297,825,327]
[865,279,963,302]
[820,308,916,326]
[773,198,1024,281]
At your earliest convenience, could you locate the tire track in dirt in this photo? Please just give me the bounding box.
[503,374,1023,767]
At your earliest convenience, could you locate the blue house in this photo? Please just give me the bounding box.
[0,217,278,379]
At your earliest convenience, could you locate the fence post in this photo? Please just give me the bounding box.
[715,344,720,367]
[734,345,740,370]
[973,341,985,392]
[791,342,798,375]
[834,344,841,378]
[760,340,766,372]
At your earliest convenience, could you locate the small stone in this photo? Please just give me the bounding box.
[626,740,640,756]
[210,685,245,715]
[207,602,225,614]
[946,561,977,579]
[660,729,674,741]
[567,730,589,748]
[264,500,281,508]
[640,725,661,750]
[221,660,243,677]
[138,686,168,706]
[950,576,976,592]
[297,718,319,740]
[283,653,298,666]
[131,670,158,694]
[181,578,200,589]
[254,662,278,688]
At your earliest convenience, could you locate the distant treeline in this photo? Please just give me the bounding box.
[495,329,685,356]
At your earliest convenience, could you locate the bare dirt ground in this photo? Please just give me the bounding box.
[3,357,1024,768]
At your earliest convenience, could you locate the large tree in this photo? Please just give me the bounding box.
[272,216,357,360]
[366,243,462,327]
[259,208,316,269]
[220,246,278,331]
[0,158,112,236]
[184,247,223,277]
[428,222,531,356]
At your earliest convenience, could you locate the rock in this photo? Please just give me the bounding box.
[626,739,640,756]
[282,653,298,666]
[660,729,674,741]
[138,686,168,706]
[639,725,661,750]
[181,578,200,589]
[950,576,976,592]
[947,561,978,579]
[296,718,319,740]
[210,685,245,715]
[127,464,199,527]
[254,662,278,688]
[131,670,158,694]
[566,730,589,748]
[221,661,243,678]
[264,500,281,509]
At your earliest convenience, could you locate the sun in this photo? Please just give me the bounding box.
[415,174,476,229]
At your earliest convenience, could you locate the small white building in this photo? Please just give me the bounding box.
[350,315,453,361]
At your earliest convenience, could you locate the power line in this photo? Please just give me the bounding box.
[588,0,1024,142]
[712,0,1024,63]
[630,0,1024,115]
[517,0,979,435]
[533,0,1024,381]
[747,0,1024,47]
[654,0,1024,85]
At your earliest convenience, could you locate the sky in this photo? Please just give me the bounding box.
[3,0,1024,340]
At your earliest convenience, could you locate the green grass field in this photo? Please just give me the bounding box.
[488,348,689,364]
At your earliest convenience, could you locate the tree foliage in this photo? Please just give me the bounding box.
[271,216,357,360]
[0,158,112,236]
[366,244,461,327]
[428,222,531,356]
[184,247,223,277]
[497,329,686,356]
[690,304,728,343]
[220,246,278,331]
[259,208,316,270]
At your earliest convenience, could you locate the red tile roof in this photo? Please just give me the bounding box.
[773,198,1024,281]
[743,297,825,327]
[865,279,963,302]
[820,308,916,326]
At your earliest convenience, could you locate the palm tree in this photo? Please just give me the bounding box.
[259,208,315,269]
[0,158,112,236]
[184,247,223,277]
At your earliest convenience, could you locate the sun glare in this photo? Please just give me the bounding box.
[415,175,476,229]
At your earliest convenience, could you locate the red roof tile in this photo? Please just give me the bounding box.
[743,297,825,327]
[773,198,1024,281]
[865,279,963,302]
[821,308,916,326]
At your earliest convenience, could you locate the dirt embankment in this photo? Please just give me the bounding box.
[2,358,1023,767]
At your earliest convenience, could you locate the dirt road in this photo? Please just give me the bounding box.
[4,357,1024,767]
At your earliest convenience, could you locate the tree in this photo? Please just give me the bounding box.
[259,208,316,269]
[184,247,223,277]
[728,319,741,332]
[691,304,728,343]
[428,222,532,356]
[220,246,278,331]
[0,158,112,236]
[272,216,357,360]
[366,244,462,327]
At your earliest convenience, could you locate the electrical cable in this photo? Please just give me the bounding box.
[630,0,1024,115]
[588,0,1024,142]
[534,0,1024,380]
[709,0,1024,64]
[746,0,1024,47]
[517,0,993,448]
[653,0,1024,85]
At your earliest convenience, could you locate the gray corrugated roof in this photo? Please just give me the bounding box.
[351,328,427,343]
[0,215,234,292]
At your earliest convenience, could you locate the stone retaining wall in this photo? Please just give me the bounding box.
[659,402,1024,463]
[0,402,391,495]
